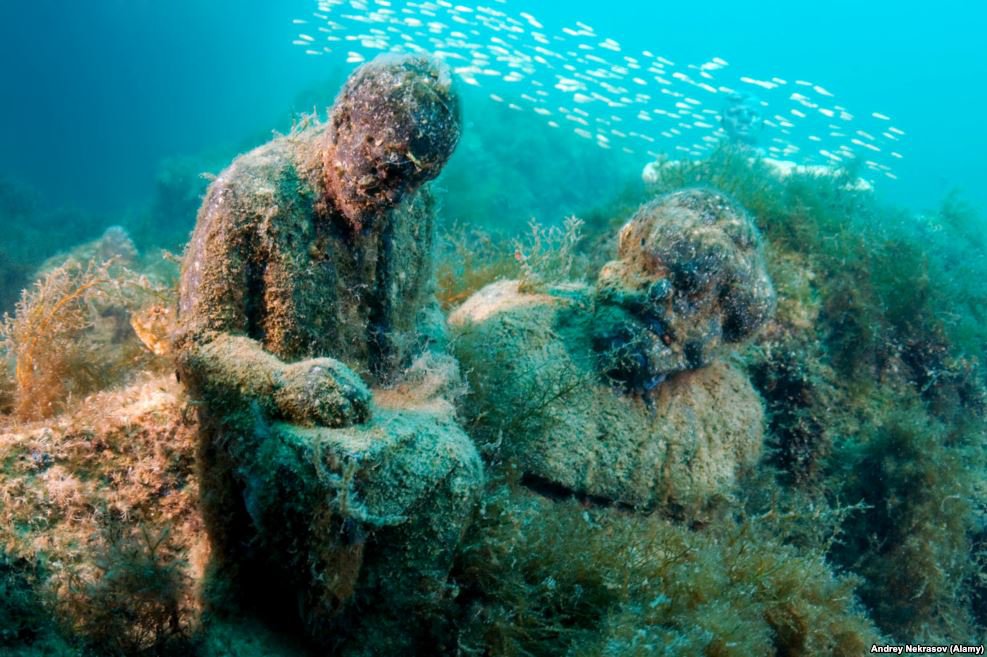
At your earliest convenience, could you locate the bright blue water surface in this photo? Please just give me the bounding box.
[0,0,983,217]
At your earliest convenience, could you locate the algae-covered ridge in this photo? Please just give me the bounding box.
[0,66,985,657]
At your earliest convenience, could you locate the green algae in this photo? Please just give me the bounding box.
[630,146,987,642]
[448,482,878,657]
[0,135,984,654]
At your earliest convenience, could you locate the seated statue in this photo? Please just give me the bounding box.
[175,54,483,655]
[450,188,775,516]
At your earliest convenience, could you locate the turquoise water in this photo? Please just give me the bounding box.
[0,0,983,219]
[1,3,987,653]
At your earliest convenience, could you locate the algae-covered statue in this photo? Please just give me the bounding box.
[595,187,776,389]
[176,54,483,655]
[721,91,765,148]
[451,188,775,516]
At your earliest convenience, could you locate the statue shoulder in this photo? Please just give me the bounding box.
[447,279,594,385]
[194,132,323,238]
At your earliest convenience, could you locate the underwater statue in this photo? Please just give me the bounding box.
[721,91,765,148]
[596,187,776,386]
[176,54,483,655]
[451,188,775,515]
[643,93,766,184]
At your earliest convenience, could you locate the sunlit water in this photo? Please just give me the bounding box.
[0,0,983,219]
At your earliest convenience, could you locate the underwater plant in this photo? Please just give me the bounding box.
[1,258,114,420]
[0,245,174,420]
[59,515,195,657]
[436,216,590,310]
[449,482,878,657]
[435,223,519,309]
[0,355,14,415]
[828,401,984,641]
[514,215,587,293]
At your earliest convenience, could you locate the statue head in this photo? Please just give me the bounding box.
[594,189,775,391]
[721,92,764,147]
[324,54,462,229]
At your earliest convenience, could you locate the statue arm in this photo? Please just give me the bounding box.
[175,178,278,403]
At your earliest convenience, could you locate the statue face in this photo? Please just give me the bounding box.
[325,54,462,229]
[593,189,775,392]
[721,93,764,146]
[327,137,417,222]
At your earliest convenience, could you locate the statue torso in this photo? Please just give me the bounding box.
[180,127,437,385]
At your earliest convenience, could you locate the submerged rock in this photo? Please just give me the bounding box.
[1,244,173,421]
[0,377,203,654]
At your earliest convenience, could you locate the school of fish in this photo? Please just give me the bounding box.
[292,0,905,182]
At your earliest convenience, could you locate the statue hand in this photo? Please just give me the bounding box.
[275,358,372,427]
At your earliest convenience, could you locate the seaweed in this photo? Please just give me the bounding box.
[0,255,174,420]
[59,512,196,657]
[449,482,878,657]
[1,258,113,420]
[436,216,589,310]
[746,340,836,485]
[0,354,14,415]
[514,215,587,293]
[435,223,517,310]
[828,401,983,641]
